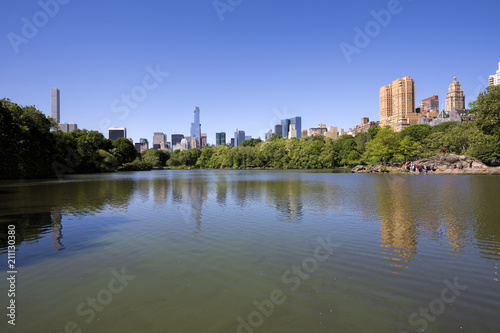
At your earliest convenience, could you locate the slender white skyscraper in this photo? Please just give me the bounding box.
[51,88,60,122]
[190,107,201,147]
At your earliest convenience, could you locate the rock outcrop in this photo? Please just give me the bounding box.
[352,154,500,175]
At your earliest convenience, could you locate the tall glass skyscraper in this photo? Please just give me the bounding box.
[280,117,302,138]
[216,132,226,146]
[290,116,302,138]
[51,88,60,123]
[190,107,201,147]
[281,119,290,138]
[234,129,239,147]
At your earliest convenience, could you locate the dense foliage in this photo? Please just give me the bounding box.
[1,85,499,179]
[1,98,140,179]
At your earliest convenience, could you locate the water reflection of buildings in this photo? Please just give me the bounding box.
[171,176,209,233]
[50,212,64,251]
[265,180,304,223]
[370,176,496,272]
[373,177,419,270]
[153,178,170,208]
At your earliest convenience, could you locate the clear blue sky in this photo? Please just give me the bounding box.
[2,0,500,144]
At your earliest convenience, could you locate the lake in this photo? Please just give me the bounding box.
[1,170,499,333]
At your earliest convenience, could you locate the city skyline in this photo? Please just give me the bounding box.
[34,64,500,145]
[2,1,500,144]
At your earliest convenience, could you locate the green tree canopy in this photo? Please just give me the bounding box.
[470,84,500,138]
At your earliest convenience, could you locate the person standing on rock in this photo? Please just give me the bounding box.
[443,148,446,154]
[470,161,473,168]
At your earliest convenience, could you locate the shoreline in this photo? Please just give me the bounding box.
[351,154,500,175]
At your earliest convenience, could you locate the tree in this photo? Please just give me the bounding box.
[470,84,500,138]
[112,137,137,164]
[0,99,57,178]
[367,124,380,140]
[365,127,399,163]
[397,135,422,161]
[196,146,214,168]
[399,124,432,142]
[241,138,263,147]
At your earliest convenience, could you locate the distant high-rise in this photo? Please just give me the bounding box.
[281,119,290,138]
[290,117,302,138]
[234,129,239,147]
[489,62,500,86]
[445,77,465,113]
[301,128,308,137]
[153,132,167,149]
[324,126,338,139]
[216,132,226,146]
[309,124,328,136]
[274,124,283,137]
[280,117,301,138]
[171,134,184,147]
[265,130,273,141]
[190,107,201,148]
[51,88,60,123]
[230,138,235,147]
[238,130,245,146]
[379,84,392,127]
[421,95,440,113]
[288,124,297,139]
[180,138,189,151]
[58,123,77,132]
[379,76,417,131]
[108,127,127,140]
[135,138,149,152]
[201,133,207,148]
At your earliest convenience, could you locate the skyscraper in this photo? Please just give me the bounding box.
[445,77,465,113]
[281,119,290,138]
[171,134,184,147]
[280,117,302,138]
[108,127,127,140]
[135,138,149,152]
[489,62,500,86]
[201,133,207,148]
[265,130,273,140]
[290,117,302,138]
[379,76,417,131]
[379,84,392,127]
[238,130,245,146]
[216,132,226,146]
[234,129,239,147]
[190,107,201,148]
[51,88,60,123]
[274,124,282,137]
[153,132,167,149]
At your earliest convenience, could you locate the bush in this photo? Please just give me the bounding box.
[118,158,152,171]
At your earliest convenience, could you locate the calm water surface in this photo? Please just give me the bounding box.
[0,170,499,333]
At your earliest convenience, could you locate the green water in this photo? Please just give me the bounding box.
[0,170,499,333]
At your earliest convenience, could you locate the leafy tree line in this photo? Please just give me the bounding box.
[1,98,141,179]
[1,85,498,178]
[165,85,500,169]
